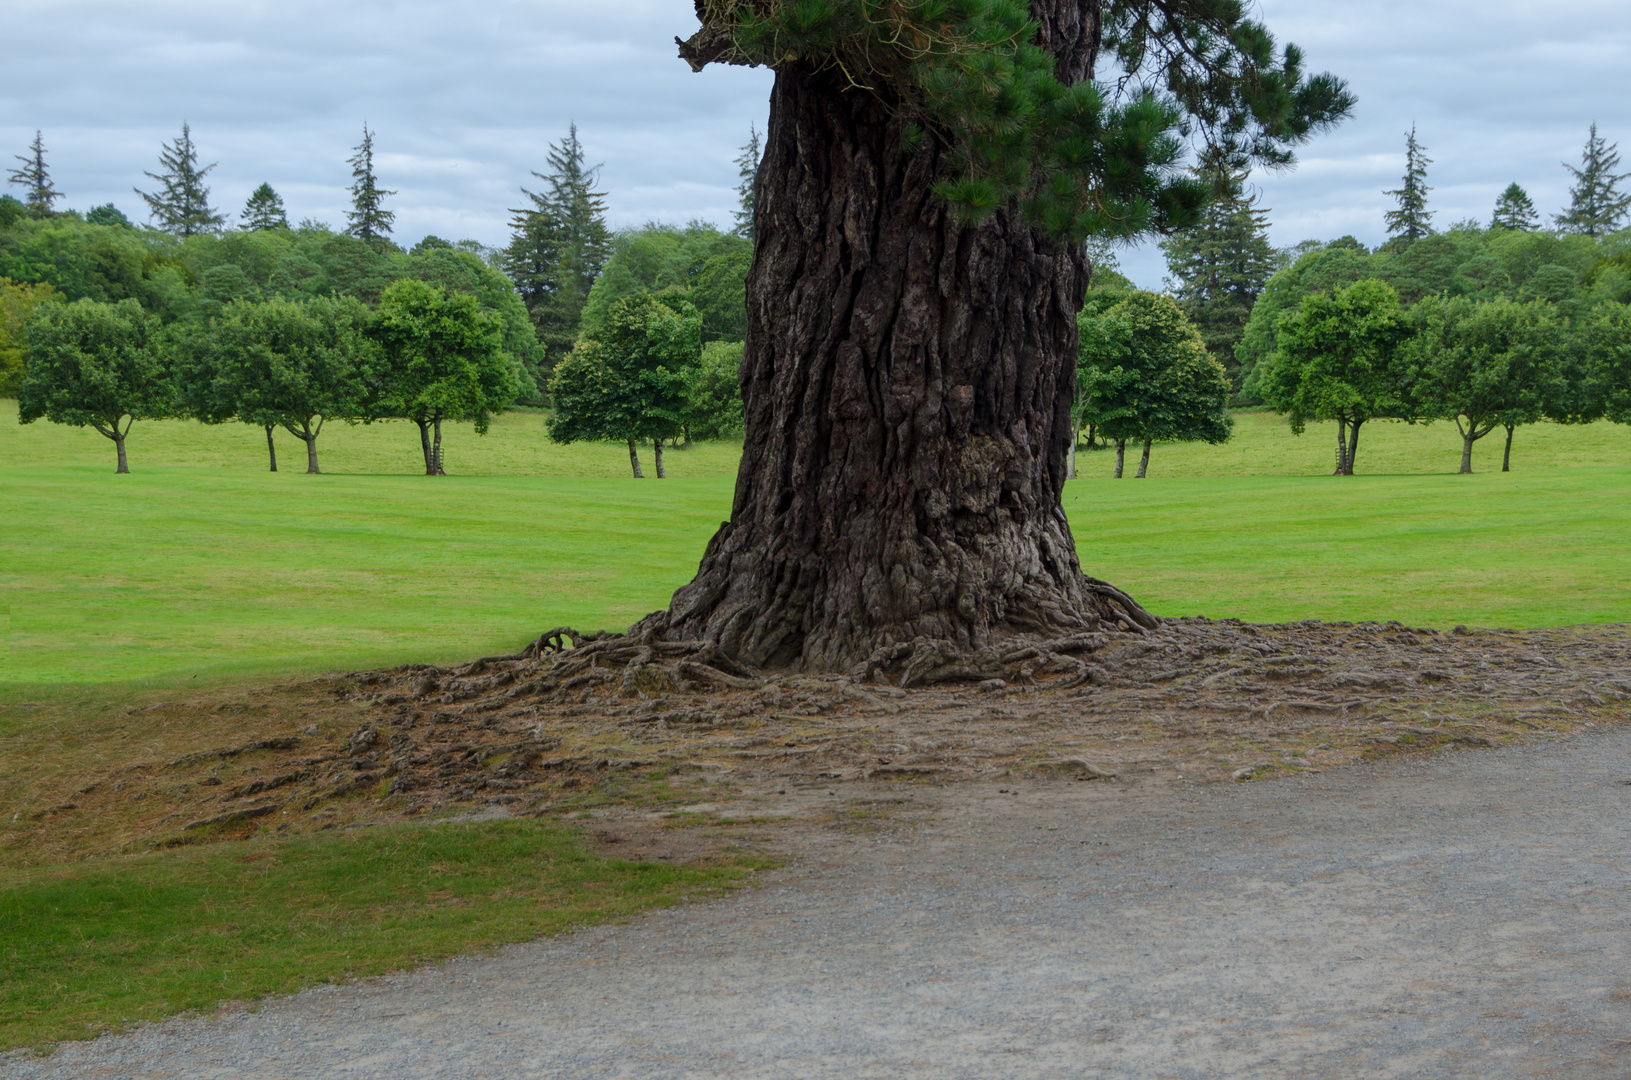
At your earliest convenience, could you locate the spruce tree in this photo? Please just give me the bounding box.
[1160,171,1277,389]
[7,131,63,218]
[733,124,762,240]
[1554,124,1631,237]
[241,182,290,231]
[1490,182,1540,231]
[346,124,396,245]
[1383,125,1434,244]
[135,123,224,236]
[501,124,612,369]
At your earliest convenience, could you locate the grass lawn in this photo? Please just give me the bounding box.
[0,819,761,1050]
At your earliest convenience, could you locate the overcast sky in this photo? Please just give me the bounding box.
[3,0,1628,289]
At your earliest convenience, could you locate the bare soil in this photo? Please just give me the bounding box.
[9,617,1628,863]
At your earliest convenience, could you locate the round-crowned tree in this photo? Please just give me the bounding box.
[648,0,1352,671]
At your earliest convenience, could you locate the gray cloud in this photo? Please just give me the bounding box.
[3,1,1627,288]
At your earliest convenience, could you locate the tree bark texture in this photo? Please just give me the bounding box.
[1503,424,1515,472]
[1114,439,1126,478]
[266,425,278,473]
[418,421,435,476]
[660,11,1109,671]
[1334,417,1348,476]
[654,437,666,479]
[1136,438,1151,478]
[114,432,128,474]
[432,418,445,476]
[628,438,644,479]
[1460,431,1475,474]
[1345,419,1361,476]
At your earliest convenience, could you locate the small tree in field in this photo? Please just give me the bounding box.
[370,279,518,475]
[1080,291,1233,478]
[205,297,374,474]
[1407,296,1560,473]
[547,295,702,477]
[1258,278,1408,475]
[18,299,169,472]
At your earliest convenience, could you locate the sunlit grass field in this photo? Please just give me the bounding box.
[4,399,1630,687]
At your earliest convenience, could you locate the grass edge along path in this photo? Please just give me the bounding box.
[0,818,768,1052]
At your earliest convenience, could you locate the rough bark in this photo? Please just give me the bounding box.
[1502,424,1514,472]
[1460,431,1475,474]
[1136,438,1152,478]
[628,438,644,479]
[654,437,666,479]
[658,14,1110,671]
[265,425,278,473]
[432,418,445,476]
[1334,417,1348,476]
[1114,439,1126,478]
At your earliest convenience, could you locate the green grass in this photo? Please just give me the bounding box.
[4,403,1631,687]
[0,818,760,1050]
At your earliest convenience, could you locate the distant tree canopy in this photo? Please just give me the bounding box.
[1491,183,1540,232]
[241,183,290,232]
[0,276,63,395]
[578,223,750,346]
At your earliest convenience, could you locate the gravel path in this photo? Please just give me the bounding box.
[12,728,1631,1079]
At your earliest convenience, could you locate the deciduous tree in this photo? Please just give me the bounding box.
[1258,278,1408,475]
[18,298,170,472]
[370,279,518,474]
[1406,296,1560,473]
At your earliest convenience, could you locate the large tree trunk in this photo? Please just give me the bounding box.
[265,425,278,472]
[1136,438,1152,478]
[659,22,1106,671]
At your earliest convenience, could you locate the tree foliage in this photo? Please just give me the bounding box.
[135,124,225,237]
[502,126,613,373]
[369,278,519,474]
[1160,170,1276,387]
[1077,290,1232,476]
[17,298,170,471]
[1555,124,1631,238]
[346,125,396,245]
[242,183,290,231]
[7,131,64,219]
[1383,125,1433,244]
[579,223,749,344]
[1256,277,1407,474]
[733,125,762,240]
[0,276,64,395]
[680,0,1352,242]
[1490,182,1539,232]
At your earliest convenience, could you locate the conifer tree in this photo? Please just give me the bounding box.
[1160,170,1277,388]
[7,131,63,218]
[241,182,289,231]
[502,125,612,369]
[346,124,396,245]
[1383,125,1434,244]
[1490,182,1540,231]
[733,124,762,240]
[1555,124,1631,237]
[135,123,224,236]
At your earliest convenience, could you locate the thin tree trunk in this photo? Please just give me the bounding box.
[1136,437,1151,478]
[628,437,644,478]
[1068,421,1079,479]
[660,31,1103,669]
[1334,416,1348,475]
[1502,424,1515,472]
[1460,430,1474,474]
[654,436,666,478]
[432,418,445,475]
[418,420,435,475]
[305,435,320,474]
[1086,422,1096,450]
[265,425,278,472]
[1346,420,1361,476]
[1114,439,1126,478]
[114,431,128,474]
[682,425,692,449]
